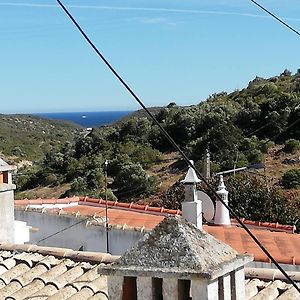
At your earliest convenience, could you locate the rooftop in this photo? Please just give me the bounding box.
[15,197,300,267]
[0,243,299,299]
[0,243,118,299]
[0,158,16,172]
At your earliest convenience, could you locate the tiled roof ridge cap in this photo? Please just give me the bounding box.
[231,218,295,232]
[79,196,182,216]
[0,243,119,264]
[14,196,80,206]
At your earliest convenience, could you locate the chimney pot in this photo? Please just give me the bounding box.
[214,175,231,226]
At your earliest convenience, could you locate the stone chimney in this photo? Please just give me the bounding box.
[181,161,202,230]
[214,175,231,226]
[0,159,16,243]
[99,216,252,300]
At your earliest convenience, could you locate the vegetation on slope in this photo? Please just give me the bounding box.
[0,114,80,161]
[5,69,300,227]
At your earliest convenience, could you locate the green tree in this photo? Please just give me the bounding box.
[113,161,158,200]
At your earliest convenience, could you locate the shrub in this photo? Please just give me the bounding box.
[224,173,298,225]
[283,139,300,153]
[247,149,263,164]
[282,169,300,189]
[260,140,275,153]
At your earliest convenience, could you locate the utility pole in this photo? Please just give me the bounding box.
[203,148,211,180]
[104,160,109,253]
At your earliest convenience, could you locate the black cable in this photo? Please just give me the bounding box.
[36,208,107,244]
[250,0,300,36]
[56,0,300,292]
[37,218,87,244]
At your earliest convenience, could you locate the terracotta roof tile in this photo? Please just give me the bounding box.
[0,244,117,300]
[62,205,165,230]
[14,197,80,207]
[2,242,298,300]
[205,226,300,266]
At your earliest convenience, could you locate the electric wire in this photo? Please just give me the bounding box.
[37,218,87,244]
[250,0,300,37]
[36,209,107,245]
[56,0,300,292]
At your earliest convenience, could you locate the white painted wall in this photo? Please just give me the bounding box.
[15,210,145,255]
[0,186,15,243]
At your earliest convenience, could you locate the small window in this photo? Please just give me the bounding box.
[3,171,8,183]
[152,278,163,300]
[178,279,191,300]
[123,276,137,300]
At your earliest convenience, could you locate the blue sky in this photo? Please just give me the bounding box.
[1,0,300,113]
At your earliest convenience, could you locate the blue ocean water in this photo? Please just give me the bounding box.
[35,111,132,128]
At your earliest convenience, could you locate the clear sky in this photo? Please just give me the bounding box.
[1,0,300,113]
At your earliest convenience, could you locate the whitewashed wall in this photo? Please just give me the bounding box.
[15,210,145,255]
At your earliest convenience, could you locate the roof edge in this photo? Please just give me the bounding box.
[0,243,119,264]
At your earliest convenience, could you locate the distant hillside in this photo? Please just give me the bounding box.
[0,114,80,162]
[113,106,165,126]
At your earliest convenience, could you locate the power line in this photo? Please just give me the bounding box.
[37,218,87,244]
[56,0,300,292]
[250,0,300,36]
[36,209,107,245]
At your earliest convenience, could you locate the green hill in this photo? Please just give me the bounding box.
[0,114,80,162]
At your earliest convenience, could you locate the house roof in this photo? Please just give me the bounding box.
[0,158,8,166]
[205,226,300,266]
[0,158,16,172]
[0,243,118,299]
[245,278,300,299]
[15,197,300,267]
[0,243,299,299]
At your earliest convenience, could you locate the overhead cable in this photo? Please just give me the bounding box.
[56,0,300,292]
[250,0,300,36]
[37,218,87,244]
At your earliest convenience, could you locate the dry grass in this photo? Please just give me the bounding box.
[15,183,70,200]
[264,145,300,184]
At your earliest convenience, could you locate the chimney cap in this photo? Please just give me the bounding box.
[99,216,252,279]
[181,160,201,184]
[217,175,226,190]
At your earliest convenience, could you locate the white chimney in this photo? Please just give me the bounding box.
[214,175,231,226]
[181,160,202,230]
[0,159,16,243]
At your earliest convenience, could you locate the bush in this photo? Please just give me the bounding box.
[113,162,158,200]
[283,139,300,153]
[259,140,275,153]
[282,169,300,189]
[222,174,298,225]
[247,149,263,164]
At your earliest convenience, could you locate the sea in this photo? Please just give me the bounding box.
[34,111,133,128]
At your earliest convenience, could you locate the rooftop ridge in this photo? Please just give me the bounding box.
[15,197,294,232]
[0,243,119,264]
[78,197,181,216]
